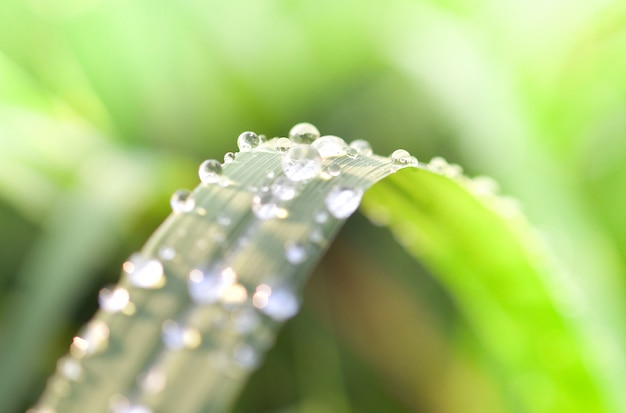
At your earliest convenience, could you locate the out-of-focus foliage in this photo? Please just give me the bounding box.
[0,0,624,412]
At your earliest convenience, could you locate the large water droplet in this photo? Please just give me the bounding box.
[124,254,165,289]
[188,266,237,305]
[390,149,418,169]
[284,242,310,264]
[198,159,223,184]
[258,287,300,321]
[237,131,260,152]
[98,286,130,313]
[282,144,322,181]
[311,135,347,158]
[162,320,201,350]
[350,139,373,156]
[170,189,195,213]
[275,137,292,152]
[71,320,110,358]
[289,122,320,144]
[271,176,298,201]
[325,186,364,219]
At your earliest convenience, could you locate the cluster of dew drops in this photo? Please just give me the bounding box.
[36,124,425,413]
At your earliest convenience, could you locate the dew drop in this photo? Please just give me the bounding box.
[390,149,418,169]
[324,186,364,219]
[237,131,260,152]
[252,193,280,220]
[314,210,328,223]
[98,286,130,313]
[224,152,236,164]
[170,189,195,213]
[445,163,463,178]
[71,320,110,358]
[57,357,83,382]
[347,147,359,159]
[233,343,259,370]
[258,287,300,321]
[289,122,320,144]
[275,137,292,152]
[472,176,500,196]
[271,176,298,201]
[311,135,347,158]
[309,228,325,244]
[282,144,322,181]
[427,157,448,173]
[124,254,165,289]
[188,266,237,305]
[198,159,223,184]
[285,242,309,264]
[162,320,202,350]
[326,163,341,177]
[350,139,373,156]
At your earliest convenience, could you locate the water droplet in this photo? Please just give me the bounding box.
[237,131,260,152]
[289,122,320,144]
[162,320,201,350]
[198,159,223,184]
[124,254,165,289]
[58,357,83,381]
[284,242,310,264]
[271,176,298,201]
[158,246,176,261]
[275,137,292,152]
[282,144,322,181]
[252,284,272,309]
[98,286,130,313]
[188,266,237,305]
[139,369,166,394]
[170,189,195,213]
[427,157,448,173]
[314,210,328,223]
[258,287,300,321]
[252,193,280,220]
[350,139,373,156]
[326,163,341,177]
[71,320,109,358]
[324,186,364,219]
[347,147,358,158]
[445,163,463,178]
[224,152,236,164]
[110,397,153,413]
[390,149,418,169]
[233,343,259,370]
[217,214,232,226]
[311,135,347,158]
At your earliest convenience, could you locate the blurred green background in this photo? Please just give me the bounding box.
[1,0,625,412]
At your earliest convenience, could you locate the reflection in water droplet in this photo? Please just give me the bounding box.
[390,149,417,169]
[71,320,110,358]
[325,186,364,219]
[188,266,237,305]
[237,131,260,152]
[311,135,346,158]
[350,139,373,156]
[198,159,223,184]
[275,137,292,152]
[282,145,322,181]
[233,343,259,370]
[170,189,195,213]
[271,176,298,201]
[98,286,130,313]
[162,320,201,350]
[258,287,300,321]
[289,122,320,144]
[285,242,309,264]
[58,357,83,381]
[124,254,165,289]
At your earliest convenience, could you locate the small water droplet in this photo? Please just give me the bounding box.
[347,147,358,159]
[124,254,165,289]
[445,163,463,178]
[390,149,417,169]
[282,144,322,181]
[311,135,347,158]
[285,242,310,264]
[271,176,298,201]
[224,152,236,164]
[350,139,373,156]
[217,214,232,226]
[309,228,325,244]
[198,159,223,184]
[326,163,341,177]
[110,397,153,413]
[98,286,130,313]
[275,137,292,152]
[233,343,259,370]
[252,193,280,220]
[325,186,364,219]
[289,122,320,144]
[237,131,260,152]
[71,320,109,358]
[162,320,201,350]
[188,266,237,305]
[314,210,328,223]
[158,246,176,261]
[170,189,195,213]
[427,157,448,173]
[58,357,83,381]
[258,287,300,321]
